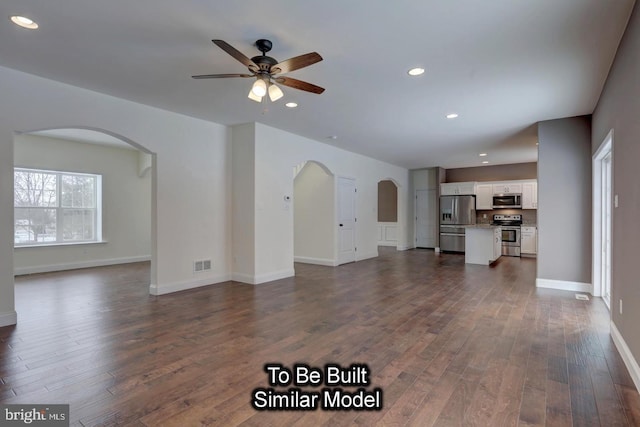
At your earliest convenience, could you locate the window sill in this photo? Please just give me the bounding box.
[14,240,108,249]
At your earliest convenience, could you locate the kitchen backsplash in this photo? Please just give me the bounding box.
[476,209,537,225]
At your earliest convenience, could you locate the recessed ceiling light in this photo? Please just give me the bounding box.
[285,102,298,108]
[482,161,489,164]
[407,67,425,76]
[10,15,38,29]
[327,135,338,140]
[479,153,488,157]
[446,113,459,119]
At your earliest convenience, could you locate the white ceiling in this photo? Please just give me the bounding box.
[0,0,634,169]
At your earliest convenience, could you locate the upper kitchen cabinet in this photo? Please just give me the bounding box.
[475,184,493,210]
[522,181,538,209]
[440,182,476,196]
[492,182,523,194]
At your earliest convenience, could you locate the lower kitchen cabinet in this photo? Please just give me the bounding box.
[521,226,537,255]
[465,226,501,265]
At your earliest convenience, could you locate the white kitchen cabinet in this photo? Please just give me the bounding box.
[493,227,502,260]
[492,182,523,194]
[440,182,476,196]
[475,184,493,210]
[521,226,537,255]
[522,182,538,209]
[465,226,501,265]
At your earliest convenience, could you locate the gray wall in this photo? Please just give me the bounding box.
[411,168,439,247]
[537,116,592,285]
[446,162,537,182]
[592,2,640,369]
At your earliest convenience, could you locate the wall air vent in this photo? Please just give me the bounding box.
[194,259,212,273]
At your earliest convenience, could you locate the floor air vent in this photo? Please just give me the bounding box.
[575,294,590,301]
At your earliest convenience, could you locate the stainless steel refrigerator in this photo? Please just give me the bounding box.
[439,195,476,252]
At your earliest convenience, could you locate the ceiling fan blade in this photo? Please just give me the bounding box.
[275,76,325,94]
[270,52,323,74]
[192,73,254,79]
[212,39,259,72]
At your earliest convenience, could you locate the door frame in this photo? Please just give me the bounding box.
[592,129,613,301]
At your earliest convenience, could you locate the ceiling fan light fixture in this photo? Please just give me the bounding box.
[248,90,262,103]
[268,83,284,102]
[251,79,267,97]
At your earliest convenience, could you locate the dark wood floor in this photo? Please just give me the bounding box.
[1,248,639,426]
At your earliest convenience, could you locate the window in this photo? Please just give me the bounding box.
[14,168,102,246]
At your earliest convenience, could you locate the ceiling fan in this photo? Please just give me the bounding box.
[192,39,325,103]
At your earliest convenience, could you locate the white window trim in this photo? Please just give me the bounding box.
[14,167,103,247]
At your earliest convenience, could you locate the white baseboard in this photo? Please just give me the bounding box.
[232,268,295,285]
[536,278,593,294]
[294,256,337,267]
[0,310,17,327]
[396,245,411,251]
[231,272,256,284]
[253,269,295,284]
[377,242,397,247]
[610,321,640,393]
[14,255,151,276]
[149,273,232,296]
[356,251,378,262]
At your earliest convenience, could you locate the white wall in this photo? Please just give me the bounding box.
[0,65,411,325]
[0,65,232,326]
[231,123,256,281]
[294,162,335,265]
[253,123,410,281]
[14,134,151,274]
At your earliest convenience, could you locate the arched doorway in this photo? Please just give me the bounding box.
[377,179,399,248]
[293,160,336,266]
[12,126,156,286]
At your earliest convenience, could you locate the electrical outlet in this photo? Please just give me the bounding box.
[614,194,619,208]
[620,299,623,314]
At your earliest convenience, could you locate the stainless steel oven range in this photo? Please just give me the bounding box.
[492,214,522,257]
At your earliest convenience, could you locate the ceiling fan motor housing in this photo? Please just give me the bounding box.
[251,55,277,72]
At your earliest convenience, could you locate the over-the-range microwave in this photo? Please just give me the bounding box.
[492,193,522,209]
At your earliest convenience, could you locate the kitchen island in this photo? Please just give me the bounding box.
[465,225,501,265]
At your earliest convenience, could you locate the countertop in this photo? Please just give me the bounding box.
[464,224,501,229]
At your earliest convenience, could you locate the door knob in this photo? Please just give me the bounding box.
[339,224,344,227]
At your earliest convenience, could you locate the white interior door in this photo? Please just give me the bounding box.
[337,177,356,265]
[416,189,437,248]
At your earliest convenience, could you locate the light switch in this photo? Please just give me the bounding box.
[614,194,619,208]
